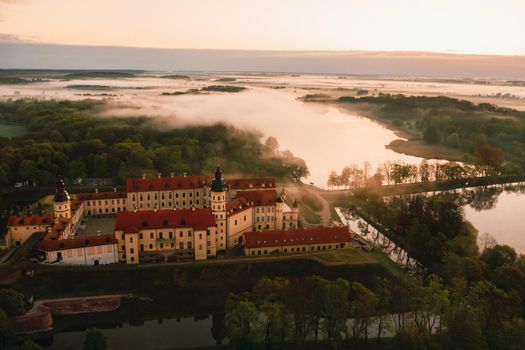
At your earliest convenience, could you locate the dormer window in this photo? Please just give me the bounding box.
[142,220,148,227]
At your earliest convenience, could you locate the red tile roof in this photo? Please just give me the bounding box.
[225,178,276,190]
[237,190,278,206]
[126,176,211,192]
[115,208,216,232]
[8,213,55,227]
[226,197,252,214]
[242,227,352,249]
[77,191,127,200]
[38,234,116,252]
[44,217,70,241]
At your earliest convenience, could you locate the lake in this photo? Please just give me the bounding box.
[463,185,525,254]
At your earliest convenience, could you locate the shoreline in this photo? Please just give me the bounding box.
[331,102,467,162]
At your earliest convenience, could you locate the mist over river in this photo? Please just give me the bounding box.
[2,73,524,251]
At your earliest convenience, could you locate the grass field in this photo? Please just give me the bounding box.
[0,122,28,138]
[299,192,323,211]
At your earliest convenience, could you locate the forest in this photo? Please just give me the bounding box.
[339,188,525,349]
[0,99,308,187]
[328,95,525,167]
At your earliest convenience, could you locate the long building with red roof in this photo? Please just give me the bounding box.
[114,208,217,264]
[242,227,353,256]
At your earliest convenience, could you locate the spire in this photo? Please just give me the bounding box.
[292,199,299,208]
[211,164,224,192]
[54,177,70,203]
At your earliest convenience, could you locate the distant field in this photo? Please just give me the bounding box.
[0,122,28,138]
[65,71,136,79]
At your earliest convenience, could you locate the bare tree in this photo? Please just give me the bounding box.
[479,232,497,251]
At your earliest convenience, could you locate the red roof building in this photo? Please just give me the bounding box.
[115,208,216,233]
[77,191,127,200]
[237,189,278,206]
[126,176,211,192]
[7,213,55,227]
[225,178,276,191]
[38,233,116,252]
[242,227,352,255]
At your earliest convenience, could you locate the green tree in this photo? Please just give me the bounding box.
[481,245,517,270]
[475,144,505,175]
[423,126,442,144]
[0,308,12,348]
[18,340,43,350]
[225,296,260,349]
[350,282,378,339]
[0,289,24,318]
[83,328,107,350]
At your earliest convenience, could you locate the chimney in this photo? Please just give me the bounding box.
[183,172,187,177]
[170,172,174,178]
[157,173,161,178]
[95,188,99,193]
[113,187,117,192]
[133,208,137,214]
[191,206,196,212]
[142,173,146,179]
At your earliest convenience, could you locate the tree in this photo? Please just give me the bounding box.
[67,159,87,182]
[327,171,338,189]
[323,278,349,341]
[0,289,24,318]
[265,136,279,154]
[480,245,517,270]
[18,340,43,350]
[0,308,12,349]
[19,160,40,184]
[479,232,497,251]
[423,126,442,144]
[83,328,107,350]
[350,282,378,339]
[225,296,260,349]
[475,144,505,175]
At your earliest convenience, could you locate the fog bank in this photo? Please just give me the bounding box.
[1,37,525,79]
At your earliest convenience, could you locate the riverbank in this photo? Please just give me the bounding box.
[331,103,467,162]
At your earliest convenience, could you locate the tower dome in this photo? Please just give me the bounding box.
[54,178,70,203]
[211,165,225,192]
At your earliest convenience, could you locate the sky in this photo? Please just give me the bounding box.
[0,0,524,77]
[0,0,524,55]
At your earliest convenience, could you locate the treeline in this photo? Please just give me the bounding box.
[225,271,525,349]
[334,94,525,167]
[328,155,509,189]
[0,99,308,186]
[347,189,525,349]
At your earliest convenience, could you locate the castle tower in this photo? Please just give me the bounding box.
[54,177,71,221]
[275,187,285,230]
[210,165,227,250]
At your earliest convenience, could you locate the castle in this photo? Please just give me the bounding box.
[5,166,308,265]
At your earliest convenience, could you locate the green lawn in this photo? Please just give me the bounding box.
[0,122,27,138]
[299,192,323,211]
